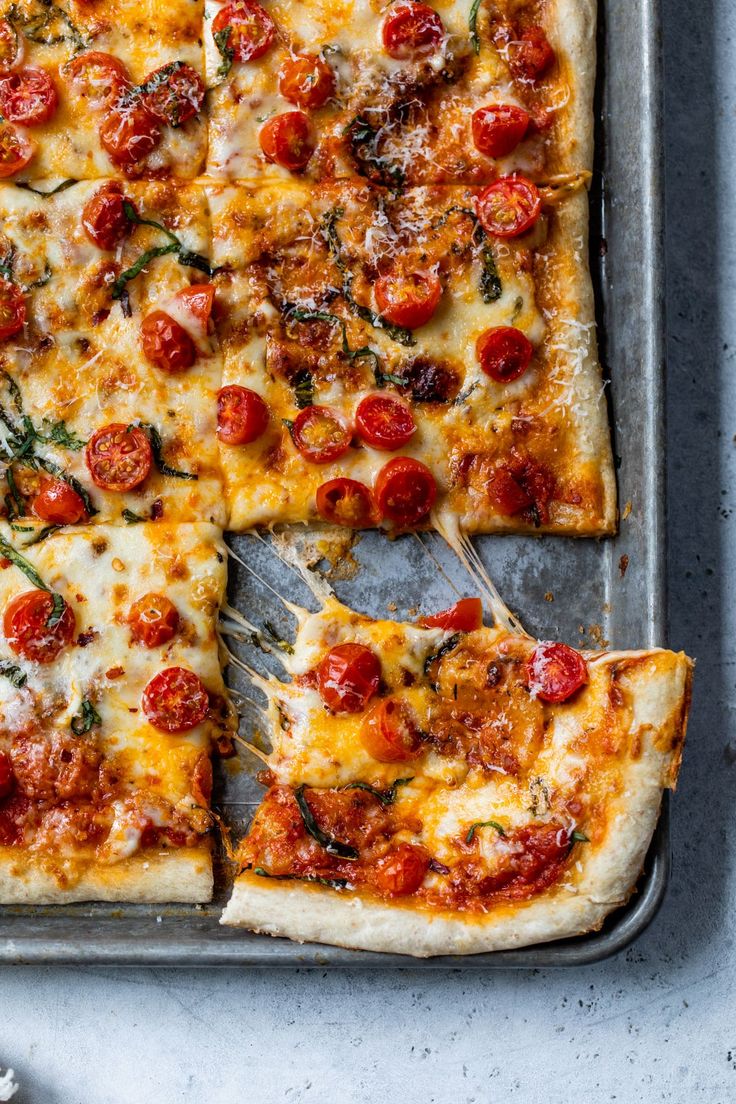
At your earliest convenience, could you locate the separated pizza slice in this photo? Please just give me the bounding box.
[0,0,207,181]
[204,0,595,185]
[210,178,614,535]
[221,594,692,956]
[0,521,234,903]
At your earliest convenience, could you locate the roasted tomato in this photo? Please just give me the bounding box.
[32,480,86,525]
[217,385,269,445]
[259,111,314,171]
[65,52,131,111]
[212,1,277,63]
[278,54,335,110]
[0,278,25,339]
[141,62,205,127]
[487,452,555,522]
[4,590,76,664]
[420,597,483,632]
[0,67,57,126]
[361,697,422,762]
[291,405,352,464]
[0,750,14,801]
[372,843,429,896]
[0,20,23,73]
[0,121,34,177]
[141,311,196,373]
[382,2,445,59]
[85,423,152,492]
[472,104,530,158]
[176,283,215,327]
[355,394,416,451]
[316,477,378,528]
[486,466,533,516]
[374,456,437,526]
[129,593,179,648]
[476,326,533,382]
[374,270,442,330]
[526,642,588,702]
[142,667,209,733]
[317,643,381,714]
[475,176,541,238]
[82,183,134,250]
[508,25,555,82]
[100,102,162,166]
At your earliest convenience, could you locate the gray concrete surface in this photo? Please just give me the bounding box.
[0,0,732,1099]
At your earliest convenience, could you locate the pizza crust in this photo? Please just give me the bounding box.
[549,0,598,175]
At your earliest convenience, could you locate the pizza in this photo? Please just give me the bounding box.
[0,520,233,901]
[221,593,692,955]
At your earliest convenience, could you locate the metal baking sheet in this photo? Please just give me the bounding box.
[0,0,669,965]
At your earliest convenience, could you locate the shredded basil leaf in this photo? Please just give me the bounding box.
[122,508,147,524]
[571,829,589,843]
[342,777,413,807]
[46,590,65,628]
[263,621,295,655]
[112,203,214,301]
[294,785,359,860]
[423,632,462,679]
[465,819,505,844]
[213,26,235,82]
[0,660,26,688]
[23,524,61,546]
[5,468,24,518]
[140,423,198,481]
[469,0,482,54]
[21,262,52,292]
[253,867,350,890]
[343,114,405,192]
[8,0,86,52]
[16,178,78,197]
[480,246,502,303]
[0,535,50,591]
[283,304,383,379]
[292,369,314,410]
[70,699,102,736]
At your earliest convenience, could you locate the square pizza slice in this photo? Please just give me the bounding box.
[204,0,594,184]
[210,178,615,535]
[221,594,692,956]
[0,0,207,181]
[0,521,234,903]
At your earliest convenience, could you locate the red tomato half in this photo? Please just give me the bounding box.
[176,283,215,327]
[0,750,14,801]
[141,311,196,373]
[291,405,352,464]
[509,25,555,82]
[279,54,335,110]
[317,643,381,714]
[0,67,57,126]
[212,1,277,63]
[216,385,269,445]
[472,104,530,158]
[374,456,436,526]
[129,593,179,648]
[142,667,209,733]
[355,394,416,451]
[0,20,23,73]
[65,52,131,112]
[526,642,587,702]
[361,697,422,762]
[476,326,533,382]
[259,111,313,171]
[374,270,442,329]
[486,466,533,516]
[141,63,205,127]
[32,480,86,525]
[4,589,76,664]
[475,176,541,238]
[85,424,152,492]
[82,184,134,250]
[100,102,162,166]
[420,597,483,632]
[382,2,445,59]
[0,122,34,177]
[372,843,429,896]
[316,478,378,528]
[0,278,25,340]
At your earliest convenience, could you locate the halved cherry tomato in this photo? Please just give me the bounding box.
[476,176,541,238]
[508,25,555,82]
[141,63,205,127]
[82,183,134,250]
[420,597,483,632]
[216,385,269,445]
[0,20,23,73]
[279,54,335,110]
[65,52,131,112]
[4,589,76,663]
[0,67,57,126]
[526,641,587,702]
[259,111,313,171]
[0,750,14,801]
[317,642,381,714]
[0,122,34,177]
[176,283,215,327]
[142,666,209,733]
[486,466,532,516]
[141,311,196,373]
[361,697,422,762]
[372,843,429,896]
[129,592,179,648]
[32,480,86,525]
[355,394,416,451]
[85,424,152,492]
[382,2,445,59]
[374,456,436,526]
[472,104,530,158]
[316,478,378,528]
[476,326,533,382]
[0,278,25,340]
[291,405,351,464]
[212,1,277,63]
[374,270,441,330]
[100,102,162,166]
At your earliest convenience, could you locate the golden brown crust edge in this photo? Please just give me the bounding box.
[548,0,598,175]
